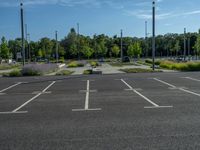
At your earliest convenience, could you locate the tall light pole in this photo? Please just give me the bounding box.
[25,24,28,60]
[27,33,31,62]
[188,36,190,58]
[145,21,148,57]
[184,28,186,61]
[77,23,80,60]
[20,3,25,66]
[55,31,58,63]
[152,0,156,70]
[120,29,123,62]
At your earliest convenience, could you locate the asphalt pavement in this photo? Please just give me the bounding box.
[1,72,200,150]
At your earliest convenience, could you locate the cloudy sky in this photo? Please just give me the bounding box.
[1,0,200,41]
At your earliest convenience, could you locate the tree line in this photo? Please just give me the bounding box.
[1,28,200,62]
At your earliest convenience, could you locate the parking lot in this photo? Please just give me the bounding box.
[1,72,200,150]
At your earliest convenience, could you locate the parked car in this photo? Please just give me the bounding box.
[122,56,130,62]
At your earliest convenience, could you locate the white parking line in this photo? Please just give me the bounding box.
[12,81,56,112]
[154,78,200,97]
[72,80,101,111]
[0,82,22,93]
[0,111,28,114]
[182,77,200,82]
[121,79,172,108]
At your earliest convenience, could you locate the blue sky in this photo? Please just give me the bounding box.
[1,0,200,41]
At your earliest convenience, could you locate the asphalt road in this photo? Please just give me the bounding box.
[1,72,200,150]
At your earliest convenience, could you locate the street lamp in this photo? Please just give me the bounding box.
[55,31,58,63]
[20,3,25,66]
[120,29,123,62]
[184,28,186,61]
[152,0,156,70]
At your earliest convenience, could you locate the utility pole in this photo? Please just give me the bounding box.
[188,36,190,58]
[145,21,148,57]
[27,33,31,62]
[55,31,58,63]
[77,23,80,60]
[120,29,123,62]
[25,24,28,60]
[20,3,25,66]
[184,28,186,61]
[152,0,156,70]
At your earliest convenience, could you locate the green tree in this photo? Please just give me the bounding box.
[127,42,142,60]
[0,37,10,61]
[174,40,180,56]
[194,35,200,56]
[111,44,120,57]
[82,46,94,59]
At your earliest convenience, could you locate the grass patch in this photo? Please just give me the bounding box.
[120,68,161,73]
[3,69,22,77]
[83,69,93,75]
[109,62,141,67]
[0,64,21,70]
[159,61,200,71]
[56,70,74,76]
[67,61,84,68]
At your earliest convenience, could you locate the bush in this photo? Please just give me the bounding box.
[67,61,84,68]
[89,61,99,67]
[145,59,161,65]
[22,64,58,76]
[56,70,73,76]
[159,61,200,71]
[120,68,161,73]
[83,69,93,75]
[3,69,22,77]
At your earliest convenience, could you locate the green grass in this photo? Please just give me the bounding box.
[159,61,200,71]
[56,70,74,76]
[109,62,141,67]
[3,69,22,77]
[0,64,21,70]
[120,68,162,73]
[67,61,84,68]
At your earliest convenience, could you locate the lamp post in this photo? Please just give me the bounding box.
[55,31,58,63]
[184,28,186,61]
[20,3,25,66]
[152,0,156,70]
[120,29,123,62]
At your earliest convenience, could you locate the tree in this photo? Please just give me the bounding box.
[174,40,180,57]
[127,42,142,60]
[82,46,94,59]
[0,37,10,61]
[111,44,120,57]
[194,35,200,57]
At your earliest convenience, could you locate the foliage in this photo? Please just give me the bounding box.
[56,70,73,76]
[127,42,142,58]
[67,61,84,68]
[0,64,21,70]
[89,61,99,67]
[3,69,22,77]
[83,69,93,74]
[22,64,58,76]
[0,37,10,60]
[159,61,200,71]
[120,68,161,73]
[111,44,120,57]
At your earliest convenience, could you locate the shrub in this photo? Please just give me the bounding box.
[67,61,84,68]
[56,70,73,76]
[120,68,161,73]
[0,64,21,70]
[90,61,99,67]
[159,61,200,71]
[22,64,58,76]
[83,69,93,75]
[4,69,22,77]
